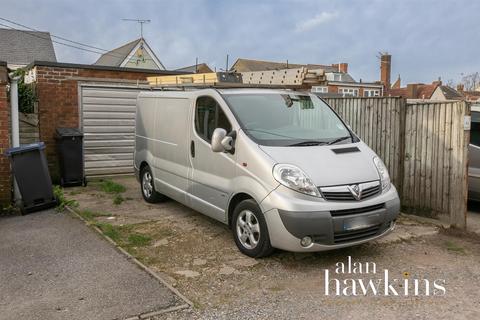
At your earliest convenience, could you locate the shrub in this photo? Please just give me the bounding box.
[53,185,78,212]
[100,180,126,193]
[13,69,37,114]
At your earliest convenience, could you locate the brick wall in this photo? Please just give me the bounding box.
[0,62,11,204]
[31,62,181,180]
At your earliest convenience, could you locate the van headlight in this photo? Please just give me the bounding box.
[273,164,321,197]
[373,156,391,192]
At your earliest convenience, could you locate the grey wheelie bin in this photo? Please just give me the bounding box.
[55,128,86,187]
[6,142,56,214]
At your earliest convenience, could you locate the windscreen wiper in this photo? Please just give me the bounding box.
[327,136,352,145]
[288,140,327,147]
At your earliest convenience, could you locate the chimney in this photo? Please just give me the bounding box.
[380,53,391,90]
[332,63,348,73]
[457,84,464,92]
[407,83,419,99]
[432,77,442,86]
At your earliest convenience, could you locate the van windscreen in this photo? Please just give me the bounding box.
[223,93,352,146]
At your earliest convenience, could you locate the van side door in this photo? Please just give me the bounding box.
[188,95,236,222]
[152,97,191,204]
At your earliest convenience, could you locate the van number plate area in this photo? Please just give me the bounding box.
[343,214,380,231]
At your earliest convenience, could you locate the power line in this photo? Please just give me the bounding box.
[0,16,112,53]
[0,22,109,56]
[0,17,159,63]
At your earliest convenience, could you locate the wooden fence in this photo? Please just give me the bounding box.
[324,97,469,228]
[402,101,469,227]
[324,97,406,189]
[19,113,40,145]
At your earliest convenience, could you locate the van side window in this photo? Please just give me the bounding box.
[195,96,232,142]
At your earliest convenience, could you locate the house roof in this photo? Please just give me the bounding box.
[0,28,57,66]
[230,58,339,73]
[418,84,439,99]
[389,82,440,99]
[438,85,463,100]
[94,38,140,67]
[175,63,213,73]
[94,38,165,70]
[461,90,480,102]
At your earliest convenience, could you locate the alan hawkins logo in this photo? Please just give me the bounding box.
[324,256,446,296]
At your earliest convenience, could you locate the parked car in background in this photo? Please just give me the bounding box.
[469,104,480,201]
[134,89,400,257]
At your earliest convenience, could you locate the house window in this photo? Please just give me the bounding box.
[364,89,381,97]
[195,96,232,142]
[312,86,328,93]
[339,88,359,97]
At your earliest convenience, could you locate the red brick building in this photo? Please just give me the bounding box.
[24,62,182,178]
[0,61,11,204]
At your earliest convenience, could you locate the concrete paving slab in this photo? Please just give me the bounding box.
[0,210,183,320]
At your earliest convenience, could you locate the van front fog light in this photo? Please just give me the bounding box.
[300,236,313,247]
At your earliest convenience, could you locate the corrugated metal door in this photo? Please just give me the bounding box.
[80,85,150,176]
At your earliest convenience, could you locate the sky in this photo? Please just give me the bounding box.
[1,0,479,85]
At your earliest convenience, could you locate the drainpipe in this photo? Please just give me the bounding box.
[8,73,21,204]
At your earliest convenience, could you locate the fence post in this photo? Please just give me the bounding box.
[397,98,407,197]
[451,101,469,228]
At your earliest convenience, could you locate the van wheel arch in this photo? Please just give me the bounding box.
[140,161,149,172]
[138,161,150,181]
[228,193,255,228]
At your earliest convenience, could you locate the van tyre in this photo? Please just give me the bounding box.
[232,199,275,258]
[140,166,167,203]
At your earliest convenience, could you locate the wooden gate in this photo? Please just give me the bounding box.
[402,101,469,227]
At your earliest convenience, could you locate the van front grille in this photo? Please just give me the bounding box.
[334,225,382,244]
[319,181,380,201]
[330,203,385,217]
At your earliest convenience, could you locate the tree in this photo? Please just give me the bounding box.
[12,68,37,114]
[445,79,456,88]
[460,72,480,91]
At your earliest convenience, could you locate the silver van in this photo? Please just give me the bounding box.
[468,104,480,201]
[134,89,400,257]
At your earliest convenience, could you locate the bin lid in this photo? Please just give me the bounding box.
[56,128,83,137]
[6,142,45,156]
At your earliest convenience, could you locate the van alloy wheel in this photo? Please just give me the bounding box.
[142,171,153,198]
[236,209,260,250]
[140,166,167,203]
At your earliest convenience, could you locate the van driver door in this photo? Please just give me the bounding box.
[188,95,236,222]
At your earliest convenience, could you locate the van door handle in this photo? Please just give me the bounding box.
[190,141,195,158]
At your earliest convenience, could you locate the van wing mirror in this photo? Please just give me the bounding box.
[211,128,234,153]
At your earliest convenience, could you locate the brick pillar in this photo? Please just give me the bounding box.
[0,62,12,204]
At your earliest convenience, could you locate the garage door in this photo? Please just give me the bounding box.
[80,85,151,176]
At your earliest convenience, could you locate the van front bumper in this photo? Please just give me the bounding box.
[260,185,400,252]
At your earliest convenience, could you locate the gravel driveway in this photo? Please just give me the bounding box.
[69,176,480,320]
